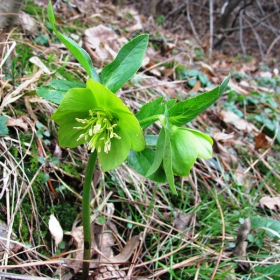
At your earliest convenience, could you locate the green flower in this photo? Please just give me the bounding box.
[170,125,213,176]
[51,79,145,171]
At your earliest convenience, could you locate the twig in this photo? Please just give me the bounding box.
[186,0,202,46]
[209,0,214,59]
[266,34,280,60]
[239,10,246,57]
[164,2,185,22]
[220,8,280,33]
[246,13,279,36]
[0,272,57,280]
[244,17,265,60]
[119,79,190,95]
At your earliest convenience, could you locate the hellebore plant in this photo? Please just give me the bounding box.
[40,2,230,279]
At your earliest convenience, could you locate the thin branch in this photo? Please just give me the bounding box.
[209,0,214,59]
[239,10,246,56]
[246,12,280,36]
[164,2,185,21]
[244,16,265,60]
[266,34,280,60]
[186,0,202,46]
[219,8,280,33]
[214,0,243,32]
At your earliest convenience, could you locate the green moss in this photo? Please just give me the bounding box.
[52,202,79,231]
[62,163,81,179]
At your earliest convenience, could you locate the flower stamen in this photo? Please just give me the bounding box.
[74,109,121,154]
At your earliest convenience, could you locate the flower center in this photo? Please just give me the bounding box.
[74,109,121,153]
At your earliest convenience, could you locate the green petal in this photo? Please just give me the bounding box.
[51,88,97,148]
[170,129,198,176]
[87,79,145,151]
[56,114,88,148]
[87,79,130,113]
[186,129,213,159]
[98,127,131,171]
[117,113,145,151]
[52,88,96,117]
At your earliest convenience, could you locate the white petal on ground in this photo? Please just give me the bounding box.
[49,214,63,246]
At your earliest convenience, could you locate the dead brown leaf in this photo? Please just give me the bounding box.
[125,8,143,32]
[6,117,28,131]
[66,224,99,274]
[228,80,250,95]
[199,62,215,77]
[191,79,201,92]
[19,12,37,34]
[213,132,235,142]
[254,132,270,150]
[173,212,195,232]
[83,25,127,62]
[259,196,280,211]
[219,110,257,132]
[110,235,141,263]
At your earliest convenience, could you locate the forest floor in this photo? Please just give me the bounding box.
[0,1,280,279]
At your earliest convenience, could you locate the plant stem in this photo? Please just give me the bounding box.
[139,115,161,127]
[82,151,97,280]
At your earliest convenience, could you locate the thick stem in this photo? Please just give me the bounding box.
[82,151,97,280]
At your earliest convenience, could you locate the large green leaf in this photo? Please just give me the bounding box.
[251,216,280,239]
[0,115,8,136]
[169,75,230,126]
[47,2,99,82]
[37,80,85,104]
[136,97,164,122]
[100,34,149,93]
[127,148,166,183]
[255,265,280,280]
[137,97,176,129]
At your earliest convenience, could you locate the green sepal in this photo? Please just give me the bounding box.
[170,128,198,176]
[169,126,213,176]
[187,128,213,158]
[162,127,176,194]
[146,128,166,177]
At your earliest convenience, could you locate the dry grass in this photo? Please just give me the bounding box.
[0,1,280,279]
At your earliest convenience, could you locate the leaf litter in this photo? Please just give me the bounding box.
[0,1,280,279]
